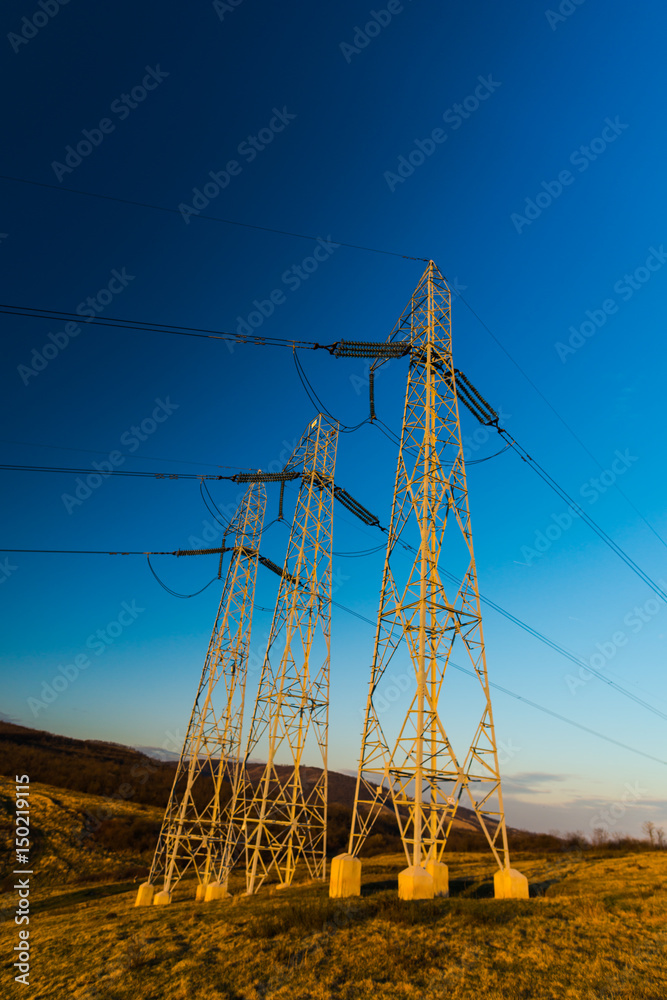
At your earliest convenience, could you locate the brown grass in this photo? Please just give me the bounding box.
[1,848,666,1000]
[2,776,666,999]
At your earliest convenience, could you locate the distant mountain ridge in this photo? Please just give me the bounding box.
[0,721,562,855]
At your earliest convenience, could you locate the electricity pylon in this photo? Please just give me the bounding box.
[330,261,528,900]
[135,481,266,907]
[229,413,338,895]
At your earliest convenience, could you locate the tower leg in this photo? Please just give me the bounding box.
[494,867,529,899]
[425,860,449,897]
[204,880,230,902]
[329,854,361,898]
[398,866,434,900]
[134,882,155,907]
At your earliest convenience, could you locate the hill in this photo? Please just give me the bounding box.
[0,720,567,882]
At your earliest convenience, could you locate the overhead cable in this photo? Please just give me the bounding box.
[0,173,428,261]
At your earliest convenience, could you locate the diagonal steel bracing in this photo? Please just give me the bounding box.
[228,413,338,894]
[148,481,266,895]
[347,261,512,872]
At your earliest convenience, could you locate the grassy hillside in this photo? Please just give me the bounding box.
[0,775,164,890]
[0,722,543,863]
[1,726,666,998]
[1,846,666,999]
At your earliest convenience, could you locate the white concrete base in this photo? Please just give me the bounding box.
[494,868,529,899]
[195,883,208,902]
[329,853,361,898]
[398,865,434,900]
[153,890,172,905]
[134,882,155,907]
[204,881,230,902]
[425,860,449,897]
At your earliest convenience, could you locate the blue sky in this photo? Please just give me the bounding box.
[1,0,666,838]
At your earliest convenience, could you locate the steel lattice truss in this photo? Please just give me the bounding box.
[228,414,338,894]
[148,482,266,894]
[348,260,511,871]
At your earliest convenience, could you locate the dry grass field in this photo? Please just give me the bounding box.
[2,773,666,999]
[2,844,666,998]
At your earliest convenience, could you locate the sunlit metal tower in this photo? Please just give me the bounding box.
[135,481,266,907]
[228,413,338,894]
[330,261,527,901]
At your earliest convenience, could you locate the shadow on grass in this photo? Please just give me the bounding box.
[361,878,398,895]
[32,880,136,914]
[363,876,496,899]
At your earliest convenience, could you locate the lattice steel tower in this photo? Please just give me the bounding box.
[330,261,527,901]
[229,413,338,895]
[135,481,266,907]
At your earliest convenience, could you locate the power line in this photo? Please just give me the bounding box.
[446,660,667,769]
[329,598,667,768]
[146,554,220,599]
[449,369,667,605]
[6,543,664,753]
[286,357,667,723]
[0,463,235,480]
[498,428,667,604]
[452,288,667,551]
[200,480,231,530]
[292,350,370,434]
[0,438,247,471]
[0,548,177,555]
[0,302,322,350]
[7,456,663,719]
[0,173,427,262]
[384,528,667,724]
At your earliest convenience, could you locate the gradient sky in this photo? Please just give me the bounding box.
[1,0,666,838]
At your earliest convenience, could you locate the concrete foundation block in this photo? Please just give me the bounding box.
[134,882,155,907]
[425,860,449,897]
[494,867,529,899]
[153,890,172,905]
[398,865,434,900]
[329,853,361,898]
[195,883,208,901]
[204,881,230,902]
